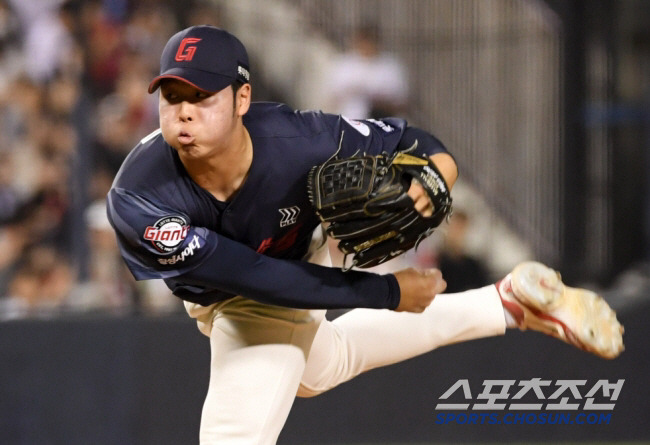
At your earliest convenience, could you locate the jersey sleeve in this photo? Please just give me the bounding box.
[166,234,401,310]
[107,187,218,280]
[107,187,401,310]
[323,114,452,160]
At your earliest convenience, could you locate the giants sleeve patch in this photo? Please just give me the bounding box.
[143,216,189,253]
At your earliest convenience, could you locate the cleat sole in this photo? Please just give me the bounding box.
[510,262,624,359]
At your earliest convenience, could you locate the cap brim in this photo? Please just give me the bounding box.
[148,67,235,94]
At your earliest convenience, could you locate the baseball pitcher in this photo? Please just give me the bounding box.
[107,25,623,444]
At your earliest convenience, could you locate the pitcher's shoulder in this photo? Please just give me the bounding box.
[112,129,179,190]
[245,102,334,138]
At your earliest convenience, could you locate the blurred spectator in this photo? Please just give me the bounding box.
[2,76,44,156]
[8,0,76,84]
[2,244,75,319]
[0,152,19,223]
[44,72,82,118]
[139,279,182,315]
[68,200,180,315]
[124,4,178,76]
[0,0,231,319]
[67,200,137,313]
[184,0,221,27]
[435,210,491,293]
[92,83,157,182]
[325,22,409,119]
[79,0,127,98]
[0,216,29,297]
[0,0,22,93]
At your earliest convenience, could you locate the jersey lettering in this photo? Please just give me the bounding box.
[157,234,202,265]
[257,224,302,255]
[144,216,189,252]
[367,119,395,133]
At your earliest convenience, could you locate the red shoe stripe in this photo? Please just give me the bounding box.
[495,280,525,325]
[525,306,584,349]
[495,280,586,351]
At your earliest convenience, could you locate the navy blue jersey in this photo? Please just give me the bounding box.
[107,102,449,309]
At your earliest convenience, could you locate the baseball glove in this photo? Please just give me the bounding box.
[307,147,453,269]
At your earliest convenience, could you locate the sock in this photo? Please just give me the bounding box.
[496,278,522,329]
[503,307,519,328]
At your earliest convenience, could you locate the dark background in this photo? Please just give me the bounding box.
[0,297,646,445]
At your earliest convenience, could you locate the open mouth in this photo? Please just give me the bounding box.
[178,131,195,145]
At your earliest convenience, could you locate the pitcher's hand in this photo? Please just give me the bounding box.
[393,268,446,313]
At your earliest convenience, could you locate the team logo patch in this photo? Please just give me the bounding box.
[144,216,189,252]
[175,37,201,62]
[279,206,300,227]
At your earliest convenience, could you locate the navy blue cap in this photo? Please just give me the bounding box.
[148,25,250,94]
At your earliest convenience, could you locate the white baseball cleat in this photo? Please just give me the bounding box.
[496,261,624,359]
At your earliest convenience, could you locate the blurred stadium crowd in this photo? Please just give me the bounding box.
[0,0,227,319]
[0,0,545,320]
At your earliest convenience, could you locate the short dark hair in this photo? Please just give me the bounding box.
[231,79,244,94]
[231,80,245,112]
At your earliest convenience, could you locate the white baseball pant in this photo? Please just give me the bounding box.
[184,233,506,444]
